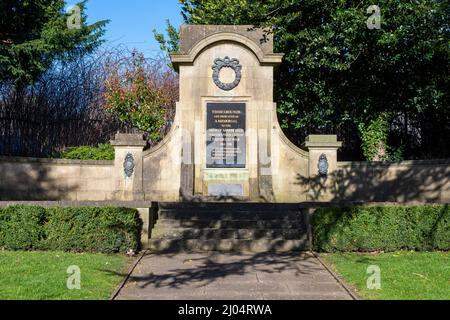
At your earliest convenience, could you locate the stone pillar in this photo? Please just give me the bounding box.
[111,133,147,201]
[304,135,342,201]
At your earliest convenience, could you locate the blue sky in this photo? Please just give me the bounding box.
[80,0,184,57]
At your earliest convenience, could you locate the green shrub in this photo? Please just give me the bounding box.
[0,206,142,253]
[0,205,47,250]
[54,144,115,160]
[313,205,449,252]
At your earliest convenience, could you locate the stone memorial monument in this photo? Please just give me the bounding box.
[141,25,342,202]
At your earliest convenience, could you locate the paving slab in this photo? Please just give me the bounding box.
[114,252,355,300]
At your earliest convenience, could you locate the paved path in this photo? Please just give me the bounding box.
[115,252,355,300]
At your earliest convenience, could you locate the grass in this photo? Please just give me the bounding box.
[322,251,450,300]
[0,251,132,300]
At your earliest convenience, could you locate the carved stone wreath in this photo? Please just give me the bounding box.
[212,56,242,91]
[318,154,329,177]
[123,153,135,178]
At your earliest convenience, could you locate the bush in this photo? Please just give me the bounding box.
[104,51,172,141]
[0,206,47,250]
[313,205,450,252]
[54,144,115,160]
[0,206,142,253]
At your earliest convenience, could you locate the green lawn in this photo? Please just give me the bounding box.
[323,251,450,300]
[0,251,132,300]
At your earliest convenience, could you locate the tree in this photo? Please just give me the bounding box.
[153,19,180,63]
[104,51,177,141]
[157,0,449,160]
[0,0,108,85]
[0,48,126,158]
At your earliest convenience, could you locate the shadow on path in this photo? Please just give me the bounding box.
[108,251,354,300]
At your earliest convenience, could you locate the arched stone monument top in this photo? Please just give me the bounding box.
[171,25,284,70]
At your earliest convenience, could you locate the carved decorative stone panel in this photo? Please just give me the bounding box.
[124,153,135,177]
[212,56,242,91]
[318,154,329,176]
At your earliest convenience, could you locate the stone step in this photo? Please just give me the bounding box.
[158,210,303,221]
[158,202,301,212]
[155,219,304,229]
[148,203,311,252]
[148,238,309,253]
[151,228,306,240]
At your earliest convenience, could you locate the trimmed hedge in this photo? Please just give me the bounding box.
[313,205,450,252]
[0,206,142,253]
[53,144,115,160]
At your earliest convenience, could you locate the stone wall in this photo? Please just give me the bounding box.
[142,124,182,202]
[0,154,449,203]
[270,117,310,202]
[0,156,115,201]
[305,159,450,203]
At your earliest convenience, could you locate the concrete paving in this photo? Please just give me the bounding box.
[115,252,354,300]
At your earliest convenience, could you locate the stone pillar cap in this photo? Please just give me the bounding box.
[110,133,147,147]
[304,135,343,148]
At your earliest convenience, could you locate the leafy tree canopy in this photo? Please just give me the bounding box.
[103,52,174,141]
[158,0,449,160]
[0,0,108,85]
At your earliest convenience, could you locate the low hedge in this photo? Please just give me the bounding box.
[0,206,142,253]
[53,144,115,160]
[313,205,449,252]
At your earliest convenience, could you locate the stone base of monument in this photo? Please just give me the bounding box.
[147,203,310,253]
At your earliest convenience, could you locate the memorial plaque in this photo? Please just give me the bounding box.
[206,103,246,168]
[208,184,244,197]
